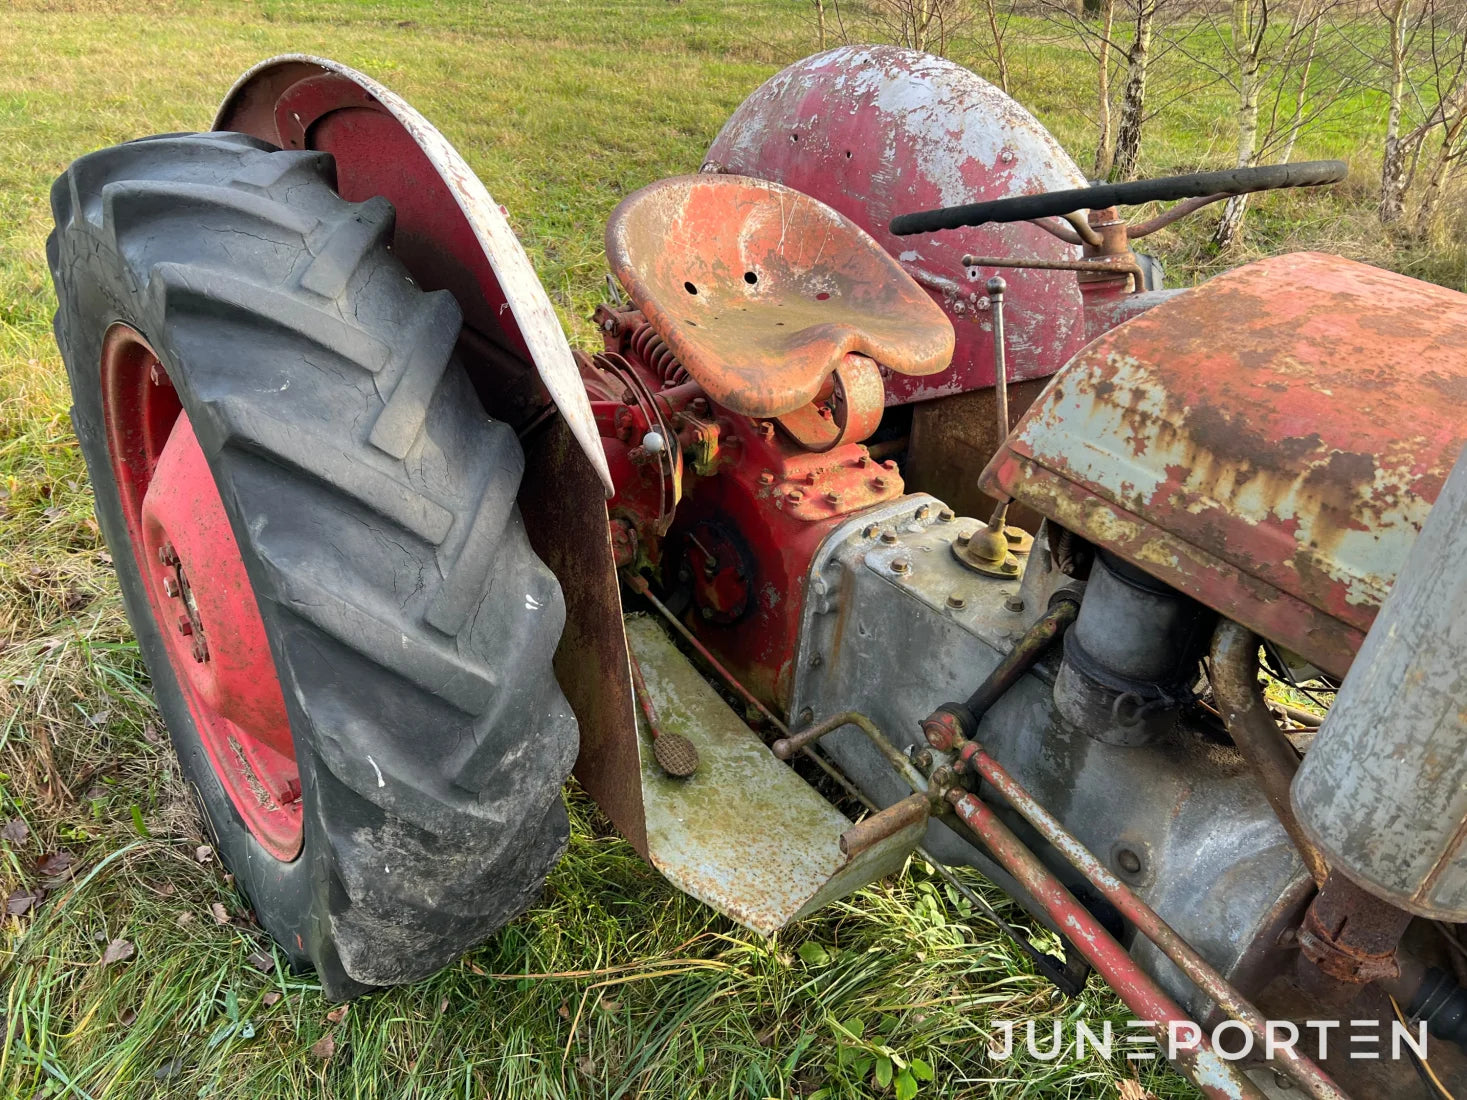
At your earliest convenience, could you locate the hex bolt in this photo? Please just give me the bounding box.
[879,530,899,545]
[192,637,209,663]
[283,779,303,804]
[915,504,932,521]
[809,654,823,669]
[1116,848,1143,875]
[162,577,180,598]
[158,542,179,566]
[824,491,840,505]
[882,459,897,471]
[798,707,815,725]
[1005,595,1026,613]
[946,593,967,610]
[856,455,871,469]
[938,508,955,523]
[862,523,880,538]
[804,471,817,485]
[891,557,912,575]
[757,471,774,486]
[700,607,714,620]
[911,748,934,772]
[176,614,193,637]
[873,476,888,490]
[787,488,804,503]
[757,421,775,440]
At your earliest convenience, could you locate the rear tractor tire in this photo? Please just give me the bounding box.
[47,132,579,997]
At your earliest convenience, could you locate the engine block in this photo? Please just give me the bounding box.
[786,497,1312,1017]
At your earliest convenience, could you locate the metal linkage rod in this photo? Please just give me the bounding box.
[951,739,1346,1100]
[945,789,1269,1100]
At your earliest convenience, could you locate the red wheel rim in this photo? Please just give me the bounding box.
[101,324,303,860]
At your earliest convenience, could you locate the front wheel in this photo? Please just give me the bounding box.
[47,132,579,997]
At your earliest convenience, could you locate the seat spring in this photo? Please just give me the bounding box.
[628,320,687,386]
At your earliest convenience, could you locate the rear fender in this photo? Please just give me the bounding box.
[215,55,612,494]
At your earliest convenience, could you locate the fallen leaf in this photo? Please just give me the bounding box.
[246,950,274,973]
[155,1056,185,1080]
[37,850,75,885]
[262,991,283,1007]
[142,723,163,745]
[84,709,110,728]
[597,995,621,1013]
[174,911,193,928]
[438,997,448,1014]
[194,845,214,864]
[325,1004,349,1024]
[1118,1082,1158,1100]
[101,938,134,966]
[557,1001,570,1019]
[575,1055,597,1077]
[1,819,29,845]
[5,885,44,916]
[310,1033,336,1061]
[209,902,231,925]
[117,1006,137,1026]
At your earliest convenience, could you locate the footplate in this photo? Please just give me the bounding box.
[626,615,924,934]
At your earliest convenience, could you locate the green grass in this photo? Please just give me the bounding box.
[0,0,1443,1096]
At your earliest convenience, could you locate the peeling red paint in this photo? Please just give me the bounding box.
[706,45,1090,402]
[984,252,1467,677]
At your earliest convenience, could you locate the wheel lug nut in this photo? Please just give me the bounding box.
[192,638,209,663]
[158,543,179,566]
[892,557,912,575]
[880,530,898,545]
[824,491,840,505]
[176,615,193,637]
[757,471,774,486]
[947,593,966,609]
[163,577,180,598]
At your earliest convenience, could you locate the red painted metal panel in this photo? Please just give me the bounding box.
[706,46,1090,404]
[984,251,1467,676]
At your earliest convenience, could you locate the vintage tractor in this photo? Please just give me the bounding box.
[46,45,1467,1098]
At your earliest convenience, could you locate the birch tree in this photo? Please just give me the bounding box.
[1376,0,1467,226]
[1111,0,1158,179]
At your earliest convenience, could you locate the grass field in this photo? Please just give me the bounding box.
[0,1,1419,1097]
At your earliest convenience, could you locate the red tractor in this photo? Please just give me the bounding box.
[47,46,1467,1099]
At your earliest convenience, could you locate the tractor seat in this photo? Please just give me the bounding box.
[605,175,955,418]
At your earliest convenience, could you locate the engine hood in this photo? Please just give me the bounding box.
[981,251,1467,677]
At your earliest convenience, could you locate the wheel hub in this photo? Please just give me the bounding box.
[101,324,303,859]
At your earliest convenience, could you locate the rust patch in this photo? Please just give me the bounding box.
[984,252,1467,674]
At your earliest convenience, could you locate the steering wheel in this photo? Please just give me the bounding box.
[889,160,1347,238]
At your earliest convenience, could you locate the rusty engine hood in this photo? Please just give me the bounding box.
[982,252,1467,677]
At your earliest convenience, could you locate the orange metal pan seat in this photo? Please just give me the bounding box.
[606,175,954,418]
